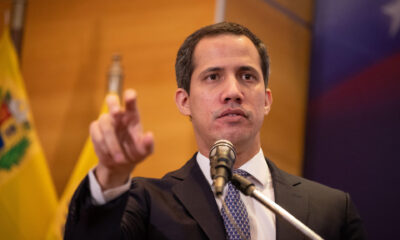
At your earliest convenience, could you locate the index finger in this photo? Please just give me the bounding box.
[106,93,121,115]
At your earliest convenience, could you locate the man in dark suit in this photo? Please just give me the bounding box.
[65,22,366,239]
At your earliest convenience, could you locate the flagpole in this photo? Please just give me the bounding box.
[10,0,27,59]
[214,0,226,23]
[107,54,124,98]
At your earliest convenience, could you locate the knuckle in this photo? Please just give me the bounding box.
[99,113,110,123]
[99,117,114,135]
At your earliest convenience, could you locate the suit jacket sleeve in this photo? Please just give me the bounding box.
[64,176,148,240]
[342,193,367,240]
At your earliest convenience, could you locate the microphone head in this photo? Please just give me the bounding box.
[209,139,236,181]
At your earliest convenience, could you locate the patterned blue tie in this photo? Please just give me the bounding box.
[221,169,251,240]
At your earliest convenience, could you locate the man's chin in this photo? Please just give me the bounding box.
[213,131,250,147]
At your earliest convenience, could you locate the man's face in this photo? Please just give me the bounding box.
[176,34,272,154]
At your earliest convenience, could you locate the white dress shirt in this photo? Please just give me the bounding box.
[196,149,275,240]
[89,148,276,239]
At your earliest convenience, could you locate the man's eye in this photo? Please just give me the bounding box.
[241,73,256,81]
[206,74,219,80]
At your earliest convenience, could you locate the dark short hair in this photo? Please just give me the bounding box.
[175,22,270,93]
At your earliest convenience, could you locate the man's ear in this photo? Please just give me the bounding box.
[175,88,191,116]
[264,88,273,115]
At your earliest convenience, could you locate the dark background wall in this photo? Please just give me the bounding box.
[304,0,400,238]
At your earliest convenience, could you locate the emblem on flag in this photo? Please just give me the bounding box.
[0,88,31,170]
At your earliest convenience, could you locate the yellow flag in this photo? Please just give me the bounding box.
[46,102,108,240]
[0,29,58,240]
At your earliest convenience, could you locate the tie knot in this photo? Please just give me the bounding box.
[233,169,250,177]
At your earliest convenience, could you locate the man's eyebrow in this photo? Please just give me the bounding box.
[198,67,223,77]
[238,66,258,72]
[202,67,223,73]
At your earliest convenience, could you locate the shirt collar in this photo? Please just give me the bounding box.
[196,148,271,188]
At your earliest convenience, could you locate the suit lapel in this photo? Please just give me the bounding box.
[267,159,308,240]
[168,156,309,240]
[171,156,226,240]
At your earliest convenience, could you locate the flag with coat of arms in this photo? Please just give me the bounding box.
[0,28,58,240]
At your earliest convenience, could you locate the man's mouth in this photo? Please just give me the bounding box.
[218,109,247,119]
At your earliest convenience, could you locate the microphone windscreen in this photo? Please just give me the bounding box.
[209,139,236,181]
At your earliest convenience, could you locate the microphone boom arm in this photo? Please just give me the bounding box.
[231,174,324,240]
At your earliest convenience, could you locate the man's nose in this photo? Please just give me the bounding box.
[221,75,243,104]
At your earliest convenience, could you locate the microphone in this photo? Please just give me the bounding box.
[209,139,236,197]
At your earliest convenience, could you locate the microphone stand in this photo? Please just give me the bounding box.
[231,174,324,240]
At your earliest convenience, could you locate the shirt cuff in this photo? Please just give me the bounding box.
[88,168,131,205]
